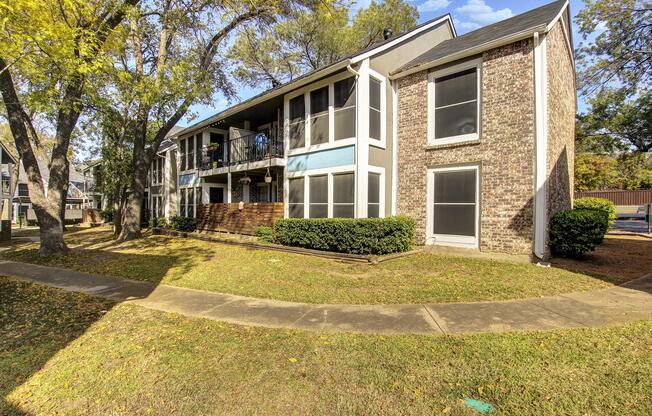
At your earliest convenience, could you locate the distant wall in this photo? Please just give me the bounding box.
[575,190,652,206]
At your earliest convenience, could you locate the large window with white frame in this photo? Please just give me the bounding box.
[287,74,357,151]
[367,172,381,217]
[369,77,382,141]
[427,165,479,247]
[287,171,355,218]
[428,59,481,145]
[151,157,163,185]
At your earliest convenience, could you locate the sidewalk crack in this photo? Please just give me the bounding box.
[422,305,446,334]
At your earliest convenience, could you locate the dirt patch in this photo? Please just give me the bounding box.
[551,235,652,284]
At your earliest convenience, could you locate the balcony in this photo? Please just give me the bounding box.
[200,129,284,171]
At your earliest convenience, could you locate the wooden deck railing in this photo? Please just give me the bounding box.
[196,202,284,235]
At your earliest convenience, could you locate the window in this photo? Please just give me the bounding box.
[309,175,328,218]
[187,187,195,218]
[289,95,305,149]
[180,188,187,217]
[180,138,187,171]
[334,77,356,140]
[428,166,479,247]
[209,187,224,203]
[195,186,202,210]
[187,136,195,170]
[195,134,202,168]
[368,172,380,217]
[369,78,381,141]
[429,60,480,144]
[17,183,28,197]
[288,177,304,218]
[310,87,329,145]
[332,173,354,218]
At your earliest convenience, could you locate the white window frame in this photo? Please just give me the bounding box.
[367,165,385,218]
[427,58,482,146]
[285,165,356,218]
[426,164,480,248]
[368,68,387,149]
[285,72,357,156]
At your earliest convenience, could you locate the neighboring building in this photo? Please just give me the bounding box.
[10,157,87,223]
[81,160,105,210]
[1,142,18,221]
[147,132,179,220]
[169,0,574,259]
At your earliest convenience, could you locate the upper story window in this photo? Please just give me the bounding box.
[289,95,305,149]
[17,183,28,197]
[151,157,163,185]
[179,134,200,172]
[428,59,481,145]
[369,78,381,141]
[334,77,356,141]
[288,75,356,150]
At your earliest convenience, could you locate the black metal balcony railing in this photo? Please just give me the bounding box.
[201,129,284,171]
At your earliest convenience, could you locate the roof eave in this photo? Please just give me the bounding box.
[389,24,548,80]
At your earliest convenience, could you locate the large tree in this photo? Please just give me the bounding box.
[575,0,652,95]
[228,0,418,89]
[0,0,138,255]
[576,91,652,153]
[96,0,303,241]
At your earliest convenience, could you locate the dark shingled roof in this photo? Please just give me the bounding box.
[394,0,566,75]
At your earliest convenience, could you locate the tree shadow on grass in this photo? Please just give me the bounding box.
[550,235,652,291]
[0,248,183,414]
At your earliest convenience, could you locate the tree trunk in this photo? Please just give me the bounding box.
[38,210,67,256]
[119,162,148,241]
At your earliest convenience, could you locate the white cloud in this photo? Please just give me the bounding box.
[417,0,450,13]
[453,18,480,31]
[456,0,513,24]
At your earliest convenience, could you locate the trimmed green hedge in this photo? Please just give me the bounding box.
[169,216,197,232]
[273,216,416,255]
[574,197,616,224]
[149,217,167,228]
[549,208,609,258]
[256,226,275,243]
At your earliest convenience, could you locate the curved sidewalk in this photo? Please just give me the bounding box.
[2,259,651,335]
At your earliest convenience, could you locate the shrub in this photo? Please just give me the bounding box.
[100,208,114,222]
[149,217,167,229]
[256,226,275,243]
[273,216,415,255]
[549,209,609,258]
[169,216,196,232]
[574,197,616,224]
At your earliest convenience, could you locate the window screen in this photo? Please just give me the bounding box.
[288,177,304,218]
[434,68,478,140]
[369,78,381,140]
[309,175,328,218]
[310,87,329,145]
[332,173,354,218]
[187,187,195,218]
[196,134,202,167]
[179,139,187,171]
[289,95,305,149]
[334,77,356,140]
[368,172,380,218]
[187,136,195,170]
[433,169,477,236]
[180,188,187,217]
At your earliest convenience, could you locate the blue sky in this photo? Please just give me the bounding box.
[182,0,588,127]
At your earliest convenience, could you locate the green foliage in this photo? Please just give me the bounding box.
[100,208,115,223]
[228,0,418,89]
[255,226,275,243]
[574,197,616,224]
[549,209,609,258]
[576,91,652,153]
[169,216,196,232]
[575,0,651,95]
[273,216,415,255]
[574,153,619,191]
[149,217,167,229]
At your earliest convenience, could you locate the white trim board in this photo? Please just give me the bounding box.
[533,31,548,259]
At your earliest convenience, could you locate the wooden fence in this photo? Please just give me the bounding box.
[196,202,284,235]
[575,190,652,206]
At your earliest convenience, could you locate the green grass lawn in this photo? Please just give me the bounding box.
[0,227,618,304]
[1,276,650,415]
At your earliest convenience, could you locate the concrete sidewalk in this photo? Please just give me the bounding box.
[2,259,651,335]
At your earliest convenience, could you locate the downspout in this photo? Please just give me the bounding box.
[533,31,548,260]
[346,64,360,78]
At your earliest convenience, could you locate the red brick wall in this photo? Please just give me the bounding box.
[396,39,536,254]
